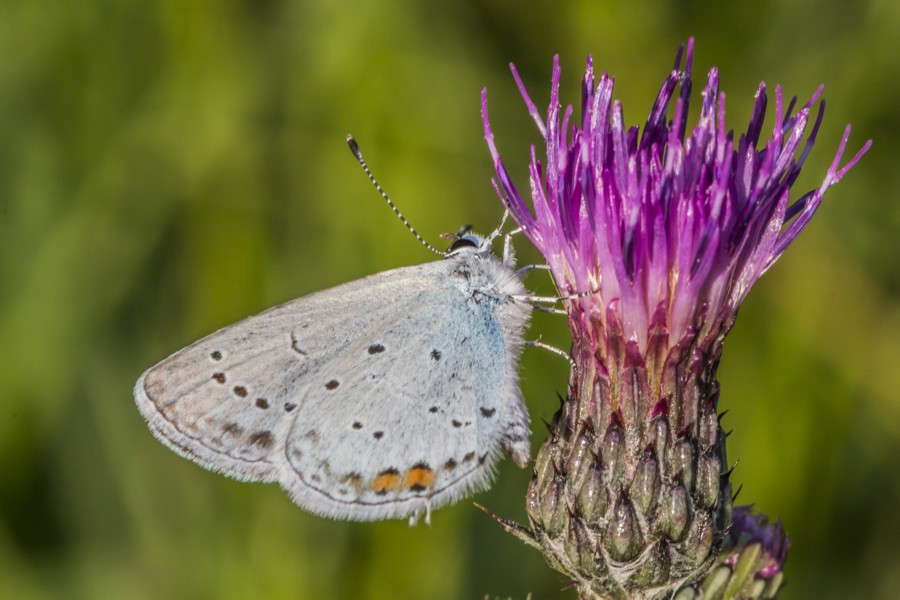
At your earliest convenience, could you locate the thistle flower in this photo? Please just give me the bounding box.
[481,39,870,599]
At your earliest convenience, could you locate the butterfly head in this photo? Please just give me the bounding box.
[444,225,493,259]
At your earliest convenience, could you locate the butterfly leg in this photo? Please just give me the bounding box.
[514,264,572,316]
[511,283,594,316]
[513,291,584,305]
[502,227,522,264]
[525,338,576,370]
[515,263,551,276]
[512,286,598,307]
[484,210,524,268]
[532,304,568,316]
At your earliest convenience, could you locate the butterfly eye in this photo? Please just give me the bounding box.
[448,235,480,253]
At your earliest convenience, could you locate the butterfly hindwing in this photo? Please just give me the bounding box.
[280,263,526,520]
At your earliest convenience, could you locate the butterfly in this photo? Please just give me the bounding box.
[134,138,539,523]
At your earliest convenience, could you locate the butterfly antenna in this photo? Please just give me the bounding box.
[346,135,444,256]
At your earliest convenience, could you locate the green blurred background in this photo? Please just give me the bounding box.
[1,1,896,598]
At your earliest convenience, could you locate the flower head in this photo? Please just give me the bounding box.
[482,39,869,598]
[483,39,870,384]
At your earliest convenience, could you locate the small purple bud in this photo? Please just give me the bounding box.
[728,506,790,578]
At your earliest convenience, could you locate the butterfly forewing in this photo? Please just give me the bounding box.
[136,266,433,480]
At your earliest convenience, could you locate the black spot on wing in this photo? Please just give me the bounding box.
[340,472,362,485]
[248,431,274,449]
[223,423,244,437]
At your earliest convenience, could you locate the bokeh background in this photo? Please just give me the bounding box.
[1,1,896,599]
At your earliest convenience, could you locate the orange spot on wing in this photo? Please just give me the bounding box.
[371,470,401,493]
[403,465,436,490]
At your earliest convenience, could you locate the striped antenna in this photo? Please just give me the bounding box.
[346,135,443,256]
